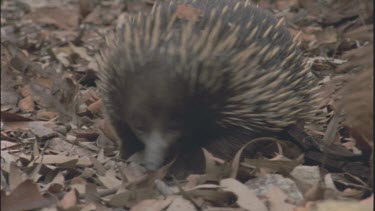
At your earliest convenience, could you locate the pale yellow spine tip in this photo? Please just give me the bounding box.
[276,17,285,28]
[293,31,302,44]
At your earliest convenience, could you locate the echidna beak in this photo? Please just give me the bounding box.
[142,131,169,171]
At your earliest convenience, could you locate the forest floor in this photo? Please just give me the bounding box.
[1,0,373,210]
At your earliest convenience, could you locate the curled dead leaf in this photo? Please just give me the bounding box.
[18,96,35,112]
[176,4,202,21]
[220,178,267,211]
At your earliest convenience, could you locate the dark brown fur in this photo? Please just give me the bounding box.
[98,0,319,174]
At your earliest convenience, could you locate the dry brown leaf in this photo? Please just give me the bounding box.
[186,188,235,207]
[336,45,373,72]
[35,75,54,90]
[18,85,33,98]
[130,199,159,211]
[0,141,18,150]
[315,27,337,45]
[70,177,87,195]
[18,96,35,112]
[267,186,296,211]
[98,172,122,189]
[276,0,298,10]
[1,90,20,109]
[120,162,146,183]
[68,42,93,62]
[3,121,55,138]
[108,189,157,208]
[36,111,59,120]
[8,162,25,191]
[131,196,175,211]
[85,182,101,204]
[360,194,374,206]
[87,154,106,176]
[184,174,202,190]
[203,208,248,211]
[243,158,300,174]
[304,184,325,201]
[20,154,91,166]
[294,202,316,211]
[44,172,65,194]
[231,137,283,178]
[98,118,121,146]
[79,0,96,19]
[25,7,79,30]
[220,178,267,211]
[313,200,372,211]
[345,24,373,42]
[323,114,340,145]
[338,68,373,147]
[290,166,321,188]
[342,188,365,199]
[0,112,32,121]
[167,196,196,211]
[1,179,55,211]
[176,4,202,21]
[59,188,79,209]
[202,148,228,181]
[0,151,17,174]
[289,28,316,42]
[74,129,99,142]
[298,0,371,25]
[87,99,103,115]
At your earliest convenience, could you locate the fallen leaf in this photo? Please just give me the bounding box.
[8,162,25,191]
[231,137,282,178]
[20,154,91,166]
[68,42,93,62]
[36,111,59,120]
[3,121,55,138]
[316,27,337,44]
[267,186,295,211]
[98,172,122,189]
[25,7,79,30]
[0,141,18,150]
[18,85,33,98]
[290,166,321,189]
[79,0,97,19]
[220,178,267,211]
[336,45,373,72]
[313,200,372,211]
[245,174,304,205]
[131,196,175,211]
[0,112,33,121]
[108,189,158,208]
[186,188,236,207]
[167,196,196,211]
[243,158,300,174]
[87,99,102,115]
[59,188,79,209]
[87,154,106,176]
[1,179,55,211]
[18,96,35,112]
[176,4,202,21]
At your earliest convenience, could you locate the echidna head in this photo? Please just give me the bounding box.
[120,65,194,170]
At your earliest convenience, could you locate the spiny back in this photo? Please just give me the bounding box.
[98,0,320,135]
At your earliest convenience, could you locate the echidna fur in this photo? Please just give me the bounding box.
[98,0,321,171]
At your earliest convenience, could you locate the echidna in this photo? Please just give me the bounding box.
[98,0,319,171]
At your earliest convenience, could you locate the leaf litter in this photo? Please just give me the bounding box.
[0,0,373,210]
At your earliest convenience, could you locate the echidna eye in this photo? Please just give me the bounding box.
[133,124,146,134]
[131,115,147,134]
[165,120,180,132]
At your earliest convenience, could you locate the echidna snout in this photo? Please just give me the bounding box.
[117,69,193,170]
